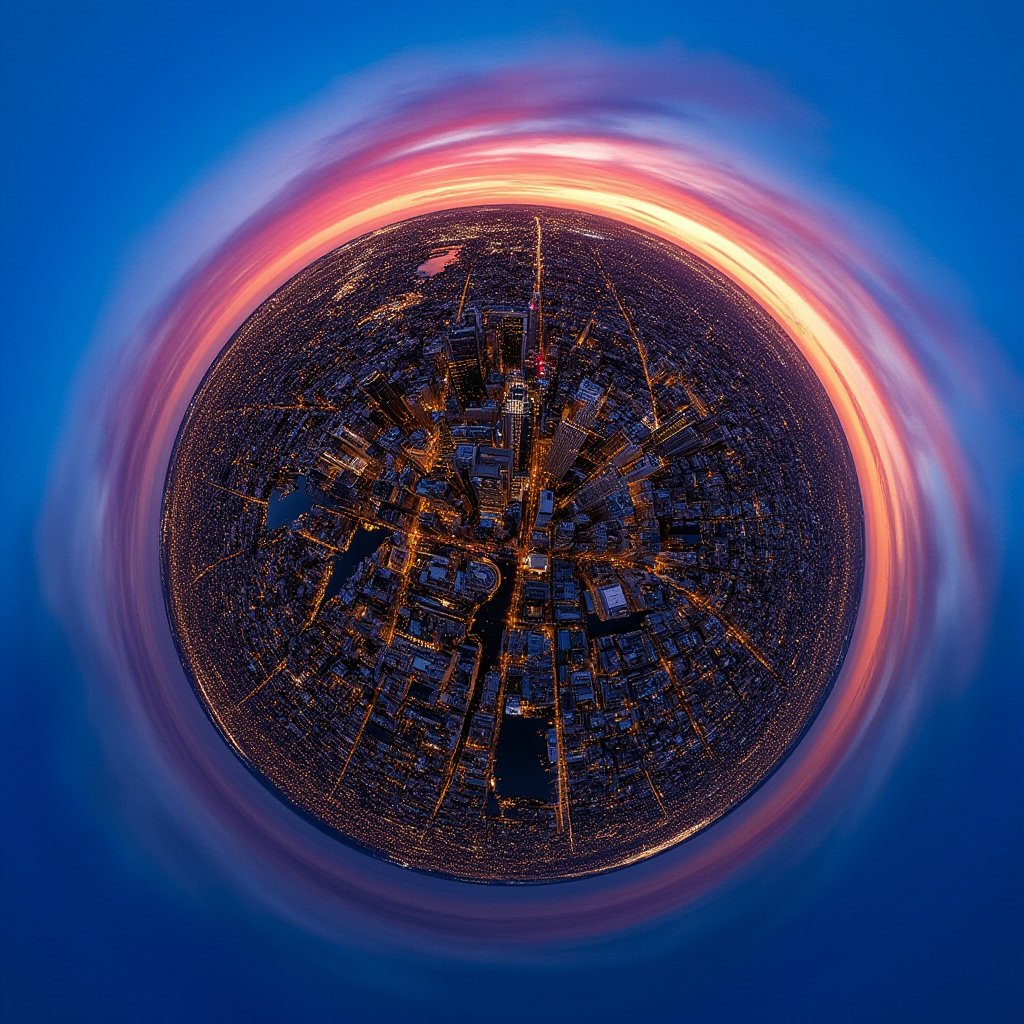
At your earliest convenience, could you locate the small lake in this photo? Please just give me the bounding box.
[493,714,554,802]
[324,527,385,600]
[265,480,316,532]
[416,246,461,279]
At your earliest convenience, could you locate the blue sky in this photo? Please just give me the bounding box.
[2,3,1022,1021]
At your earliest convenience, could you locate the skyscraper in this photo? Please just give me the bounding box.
[317,424,380,481]
[470,445,514,523]
[502,373,531,473]
[447,318,485,407]
[572,378,606,428]
[544,418,589,482]
[489,307,528,372]
[360,370,417,429]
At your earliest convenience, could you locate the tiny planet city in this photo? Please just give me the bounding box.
[161,205,864,883]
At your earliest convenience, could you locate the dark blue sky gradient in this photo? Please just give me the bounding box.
[2,3,1022,1022]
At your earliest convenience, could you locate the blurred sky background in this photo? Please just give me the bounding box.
[2,2,1022,1021]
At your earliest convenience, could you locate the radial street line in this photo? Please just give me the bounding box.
[236,656,287,708]
[223,402,339,415]
[657,570,783,684]
[592,250,660,429]
[549,624,575,846]
[202,478,268,506]
[330,696,377,797]
[455,267,473,322]
[642,766,668,816]
[576,312,595,346]
[295,531,347,553]
[431,640,482,820]
[648,626,713,753]
[191,547,245,584]
[301,559,333,629]
[534,215,543,293]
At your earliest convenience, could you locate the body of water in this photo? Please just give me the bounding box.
[473,558,516,678]
[265,480,316,532]
[493,714,553,801]
[415,246,461,278]
[325,526,385,600]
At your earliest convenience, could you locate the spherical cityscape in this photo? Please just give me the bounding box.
[161,205,863,883]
